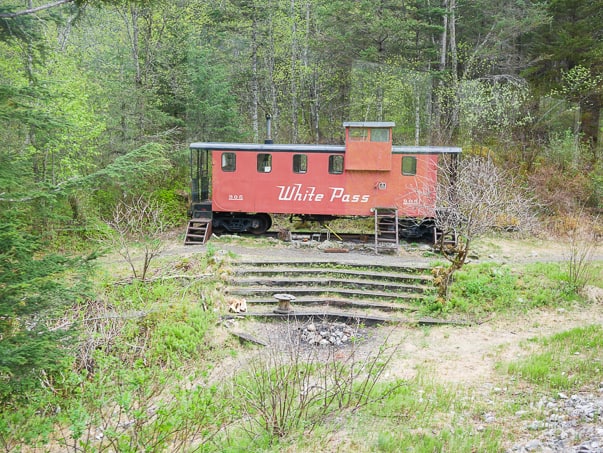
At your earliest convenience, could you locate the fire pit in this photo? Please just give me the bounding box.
[273,293,296,314]
[299,321,358,346]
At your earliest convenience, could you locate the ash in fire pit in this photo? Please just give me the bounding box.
[299,321,365,346]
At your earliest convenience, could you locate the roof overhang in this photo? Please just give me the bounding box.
[343,121,396,128]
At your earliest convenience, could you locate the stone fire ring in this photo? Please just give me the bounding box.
[273,293,296,314]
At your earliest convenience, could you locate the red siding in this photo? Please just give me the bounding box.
[211,150,438,218]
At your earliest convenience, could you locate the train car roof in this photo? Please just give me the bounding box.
[343,121,396,128]
[189,142,461,154]
[393,146,461,154]
[189,142,344,153]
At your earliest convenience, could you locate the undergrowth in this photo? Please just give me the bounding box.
[0,249,227,451]
[289,371,505,452]
[423,261,588,317]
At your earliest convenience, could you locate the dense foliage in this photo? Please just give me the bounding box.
[0,215,93,400]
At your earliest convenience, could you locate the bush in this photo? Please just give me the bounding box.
[229,323,402,442]
[151,188,188,227]
[528,164,593,215]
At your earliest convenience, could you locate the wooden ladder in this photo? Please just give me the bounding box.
[373,207,399,254]
[184,218,212,245]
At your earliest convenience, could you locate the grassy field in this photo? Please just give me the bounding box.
[2,236,602,452]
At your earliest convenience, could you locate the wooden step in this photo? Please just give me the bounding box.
[232,266,432,284]
[227,286,425,302]
[231,276,427,294]
[225,258,434,320]
[239,296,417,312]
[184,218,212,245]
[433,228,458,250]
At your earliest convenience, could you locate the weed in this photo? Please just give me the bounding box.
[356,372,505,452]
[504,325,603,391]
[561,212,601,291]
[227,323,402,444]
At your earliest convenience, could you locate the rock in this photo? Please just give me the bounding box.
[524,439,542,451]
[528,421,542,431]
[483,412,496,423]
[512,391,603,453]
[297,321,365,347]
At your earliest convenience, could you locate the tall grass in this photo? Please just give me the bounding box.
[318,372,505,452]
[0,250,225,451]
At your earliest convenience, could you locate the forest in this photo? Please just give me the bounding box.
[1,0,602,232]
[1,0,602,451]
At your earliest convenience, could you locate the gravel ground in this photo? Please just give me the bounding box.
[508,391,603,453]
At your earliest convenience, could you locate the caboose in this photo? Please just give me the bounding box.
[186,122,461,246]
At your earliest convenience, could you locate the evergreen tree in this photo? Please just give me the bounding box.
[525,0,603,155]
[0,213,94,401]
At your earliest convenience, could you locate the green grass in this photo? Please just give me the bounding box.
[503,324,603,391]
[0,248,228,451]
[589,261,603,287]
[426,261,589,318]
[291,373,506,453]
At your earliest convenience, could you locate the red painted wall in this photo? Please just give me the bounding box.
[211,150,438,218]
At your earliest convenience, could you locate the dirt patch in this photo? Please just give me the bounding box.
[218,303,603,388]
[582,285,603,304]
[379,305,603,385]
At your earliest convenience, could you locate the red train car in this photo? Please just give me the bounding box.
[189,122,460,239]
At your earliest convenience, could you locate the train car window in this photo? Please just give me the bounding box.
[328,155,344,174]
[402,156,417,175]
[370,128,390,142]
[293,154,307,173]
[221,152,236,172]
[257,153,272,173]
[349,127,368,141]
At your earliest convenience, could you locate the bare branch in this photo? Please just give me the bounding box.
[414,155,537,299]
[104,196,168,281]
[0,0,74,18]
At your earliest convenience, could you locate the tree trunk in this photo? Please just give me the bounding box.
[448,0,458,141]
[290,0,299,143]
[440,0,448,72]
[431,0,448,144]
[415,88,421,146]
[435,237,469,299]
